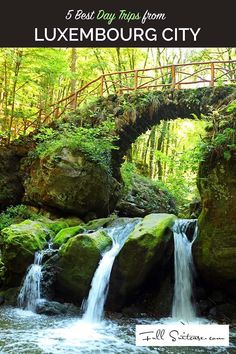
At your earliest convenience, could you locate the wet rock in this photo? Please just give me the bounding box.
[0,220,50,286]
[143,272,174,318]
[108,213,177,309]
[209,303,236,322]
[41,253,60,300]
[122,305,142,316]
[36,299,80,316]
[197,299,212,315]
[193,155,236,295]
[56,230,112,304]
[84,216,117,231]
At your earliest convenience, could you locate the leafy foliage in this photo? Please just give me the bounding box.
[33,120,118,170]
[1,47,234,143]
[120,162,137,192]
[198,110,236,161]
[130,119,206,216]
[0,205,40,231]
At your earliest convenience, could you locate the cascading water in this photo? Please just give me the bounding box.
[82,221,138,323]
[17,251,43,312]
[18,242,52,312]
[172,219,198,322]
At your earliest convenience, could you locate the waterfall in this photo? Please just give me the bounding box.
[82,221,138,323]
[18,251,43,311]
[172,219,198,322]
[18,243,52,312]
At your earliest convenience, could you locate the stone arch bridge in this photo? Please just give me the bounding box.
[13,59,235,173]
[110,85,236,174]
[0,60,235,217]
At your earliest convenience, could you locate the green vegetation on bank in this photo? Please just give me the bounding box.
[32,120,118,170]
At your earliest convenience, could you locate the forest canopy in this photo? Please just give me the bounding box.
[0,47,235,141]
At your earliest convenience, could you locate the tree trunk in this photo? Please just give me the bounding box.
[8,49,23,143]
[70,48,77,109]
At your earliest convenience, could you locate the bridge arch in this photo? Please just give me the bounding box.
[110,85,236,175]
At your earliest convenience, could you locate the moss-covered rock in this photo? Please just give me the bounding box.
[22,147,121,218]
[35,215,84,234]
[59,217,84,227]
[0,220,50,286]
[193,155,236,295]
[84,216,117,231]
[56,230,112,303]
[42,219,70,234]
[108,213,177,309]
[116,174,177,217]
[53,225,85,246]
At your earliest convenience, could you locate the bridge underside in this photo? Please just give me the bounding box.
[109,85,236,177]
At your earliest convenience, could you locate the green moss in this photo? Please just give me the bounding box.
[47,221,69,234]
[36,217,69,234]
[84,216,117,231]
[53,225,85,246]
[59,217,84,227]
[0,220,50,283]
[57,230,112,303]
[0,204,41,231]
[0,220,49,250]
[129,213,177,242]
[194,154,236,289]
[114,213,177,297]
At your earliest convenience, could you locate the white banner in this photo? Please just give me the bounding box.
[136,324,229,346]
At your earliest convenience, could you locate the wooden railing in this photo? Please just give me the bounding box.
[12,60,236,136]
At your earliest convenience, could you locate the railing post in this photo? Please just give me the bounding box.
[210,62,215,86]
[171,65,176,88]
[100,75,104,96]
[134,70,138,90]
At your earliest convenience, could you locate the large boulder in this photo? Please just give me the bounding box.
[116,174,177,217]
[108,213,177,309]
[127,271,174,317]
[22,147,121,218]
[55,230,112,303]
[0,220,50,286]
[193,155,236,295]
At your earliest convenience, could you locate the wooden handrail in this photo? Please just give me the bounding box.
[101,60,236,76]
[7,60,236,138]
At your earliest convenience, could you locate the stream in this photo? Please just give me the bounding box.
[1,219,236,353]
[0,307,236,354]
